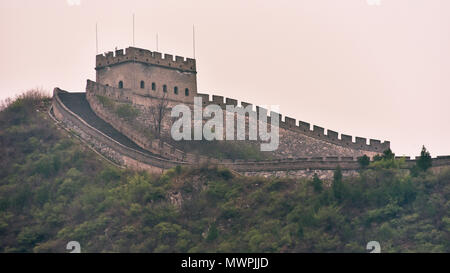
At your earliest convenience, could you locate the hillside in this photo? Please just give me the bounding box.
[0,91,449,253]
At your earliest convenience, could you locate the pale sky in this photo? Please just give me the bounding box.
[1,0,449,157]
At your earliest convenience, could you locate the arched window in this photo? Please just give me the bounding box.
[140,80,145,89]
[152,82,156,91]
[185,88,189,96]
[118,81,123,89]
[174,86,178,95]
[163,84,167,93]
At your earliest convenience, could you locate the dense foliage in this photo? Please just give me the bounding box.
[0,91,449,253]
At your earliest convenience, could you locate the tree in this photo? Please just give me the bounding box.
[416,145,432,171]
[358,155,370,168]
[312,173,323,193]
[332,165,345,201]
[373,154,383,162]
[149,92,170,138]
[382,148,395,160]
[206,223,219,242]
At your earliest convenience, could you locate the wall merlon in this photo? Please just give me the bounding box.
[327,130,338,140]
[341,134,352,144]
[186,58,195,65]
[271,111,282,121]
[284,116,296,127]
[313,125,324,136]
[164,54,174,61]
[298,121,311,132]
[153,52,162,59]
[212,95,224,105]
[370,139,381,146]
[355,137,367,146]
[241,102,252,109]
[256,106,268,116]
[115,49,124,56]
[96,54,104,62]
[125,47,138,55]
[226,98,238,106]
[196,93,210,104]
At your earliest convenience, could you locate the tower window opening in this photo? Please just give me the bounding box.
[163,84,167,92]
[174,86,178,95]
[185,88,189,96]
[152,82,156,91]
[118,81,123,89]
[140,80,145,89]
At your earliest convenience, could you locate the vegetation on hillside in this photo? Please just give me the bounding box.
[0,91,449,253]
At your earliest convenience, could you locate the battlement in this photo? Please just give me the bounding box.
[52,86,450,177]
[96,47,196,73]
[85,80,390,155]
[196,92,390,153]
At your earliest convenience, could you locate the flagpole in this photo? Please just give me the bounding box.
[95,22,98,54]
[193,24,196,59]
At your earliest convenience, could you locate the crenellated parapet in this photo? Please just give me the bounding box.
[51,86,450,178]
[196,93,390,153]
[85,80,390,153]
[96,47,196,73]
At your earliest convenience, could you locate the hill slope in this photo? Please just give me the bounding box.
[0,91,449,252]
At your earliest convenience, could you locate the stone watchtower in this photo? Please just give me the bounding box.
[95,47,197,103]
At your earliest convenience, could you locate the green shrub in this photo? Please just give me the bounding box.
[116,104,139,120]
[95,95,114,109]
[311,173,323,193]
[206,223,219,242]
[358,155,370,168]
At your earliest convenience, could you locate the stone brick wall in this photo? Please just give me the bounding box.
[52,88,184,171]
[86,80,383,159]
[96,47,197,104]
[52,87,450,179]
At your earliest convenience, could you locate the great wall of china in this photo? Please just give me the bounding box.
[49,47,450,179]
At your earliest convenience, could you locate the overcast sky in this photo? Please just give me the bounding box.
[1,0,449,157]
